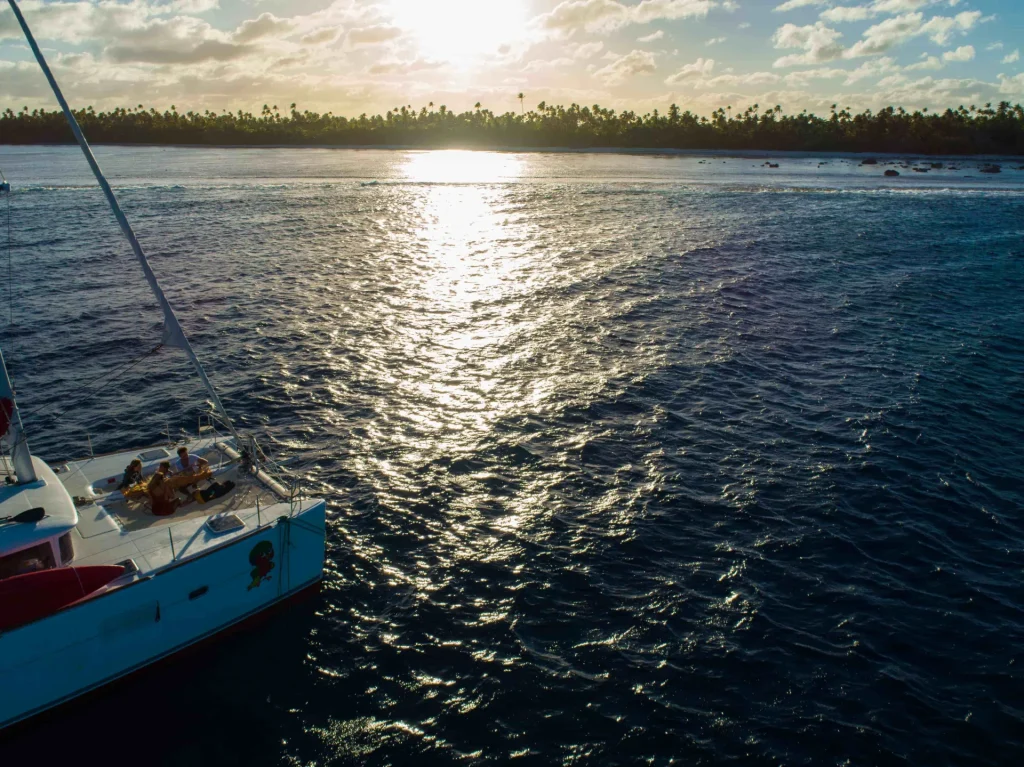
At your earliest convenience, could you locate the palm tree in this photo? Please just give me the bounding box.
[517,92,524,115]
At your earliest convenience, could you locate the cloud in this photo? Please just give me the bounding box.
[871,0,931,12]
[738,21,751,28]
[638,29,664,42]
[300,27,341,45]
[571,41,605,58]
[535,0,716,37]
[632,0,716,24]
[153,0,220,13]
[107,39,255,65]
[522,56,576,72]
[998,72,1024,95]
[348,24,403,46]
[783,66,847,85]
[843,55,897,83]
[986,41,1003,51]
[706,36,727,45]
[593,48,656,83]
[1003,49,1020,64]
[772,21,844,67]
[920,10,981,44]
[368,58,447,76]
[942,44,973,62]
[233,13,294,44]
[820,6,874,23]
[535,0,629,35]
[664,56,714,84]
[905,53,943,70]
[843,10,979,59]
[773,0,826,11]
[697,71,781,89]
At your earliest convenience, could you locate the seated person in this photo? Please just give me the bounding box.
[118,459,145,495]
[174,446,210,481]
[148,462,189,517]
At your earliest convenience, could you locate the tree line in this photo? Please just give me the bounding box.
[2,100,1022,155]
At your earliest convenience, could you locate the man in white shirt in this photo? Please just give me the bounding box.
[174,446,209,477]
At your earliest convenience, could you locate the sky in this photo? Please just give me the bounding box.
[0,0,1022,118]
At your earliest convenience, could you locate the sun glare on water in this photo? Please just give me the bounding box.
[387,0,529,65]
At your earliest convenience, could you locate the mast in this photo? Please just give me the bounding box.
[6,0,240,444]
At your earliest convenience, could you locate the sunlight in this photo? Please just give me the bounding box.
[386,0,528,66]
[402,150,526,184]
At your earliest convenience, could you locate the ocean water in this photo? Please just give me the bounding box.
[1,146,1023,765]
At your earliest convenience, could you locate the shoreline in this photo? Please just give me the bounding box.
[2,143,1022,162]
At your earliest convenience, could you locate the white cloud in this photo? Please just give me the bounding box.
[871,0,931,12]
[592,48,657,83]
[368,58,447,76]
[300,27,341,45]
[738,21,751,28]
[843,10,980,58]
[772,21,844,67]
[998,72,1024,95]
[706,36,727,45]
[633,0,717,24]
[783,66,847,85]
[571,41,605,58]
[986,42,1003,51]
[844,55,897,82]
[697,71,781,89]
[921,11,981,44]
[233,13,294,44]
[522,56,576,72]
[1003,49,1020,64]
[637,29,664,42]
[820,6,874,23]
[664,55,714,84]
[905,54,943,70]
[942,44,974,62]
[347,25,403,46]
[535,0,716,37]
[773,0,826,11]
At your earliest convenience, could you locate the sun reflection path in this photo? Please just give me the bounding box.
[401,150,527,185]
[392,152,533,457]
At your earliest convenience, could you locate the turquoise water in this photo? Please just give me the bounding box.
[1,146,1023,765]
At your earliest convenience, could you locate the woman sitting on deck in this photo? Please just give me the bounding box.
[118,459,144,492]
[147,461,189,517]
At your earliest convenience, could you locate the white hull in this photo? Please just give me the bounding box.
[0,498,325,729]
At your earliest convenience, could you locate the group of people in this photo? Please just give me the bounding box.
[119,446,210,517]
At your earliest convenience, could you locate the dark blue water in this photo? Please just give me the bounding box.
[1,146,1023,765]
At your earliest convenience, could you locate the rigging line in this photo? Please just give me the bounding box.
[21,343,164,422]
[1,171,10,378]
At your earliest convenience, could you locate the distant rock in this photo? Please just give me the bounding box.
[979,164,1001,174]
[884,169,900,177]
[930,162,943,169]
[861,158,878,165]
[912,167,929,173]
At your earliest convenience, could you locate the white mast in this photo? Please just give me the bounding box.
[6,0,240,444]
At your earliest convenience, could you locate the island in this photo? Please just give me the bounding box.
[2,101,1022,156]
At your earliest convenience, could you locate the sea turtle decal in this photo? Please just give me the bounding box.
[247,540,275,590]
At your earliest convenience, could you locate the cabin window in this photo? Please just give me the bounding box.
[59,532,74,565]
[0,541,57,581]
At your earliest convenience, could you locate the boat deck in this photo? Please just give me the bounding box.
[51,436,308,576]
[102,464,280,533]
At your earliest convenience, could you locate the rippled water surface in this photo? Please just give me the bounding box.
[1,146,1023,765]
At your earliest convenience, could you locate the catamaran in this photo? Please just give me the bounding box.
[0,0,326,730]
